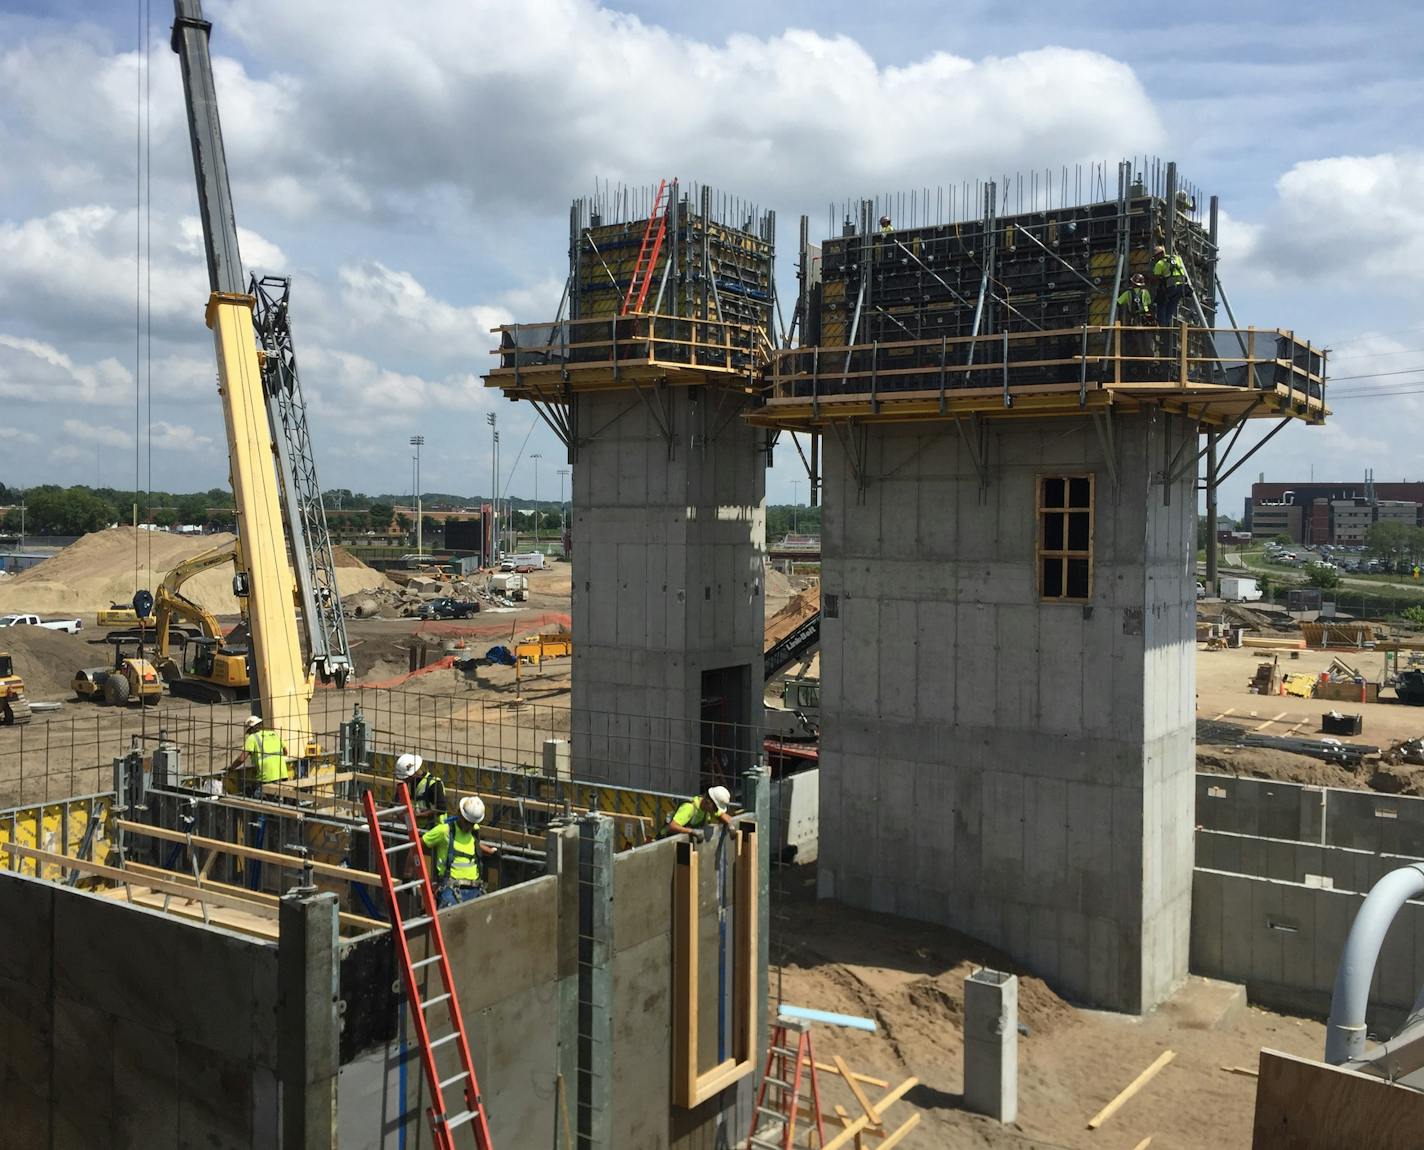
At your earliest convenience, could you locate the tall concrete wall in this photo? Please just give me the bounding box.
[0,872,280,1148]
[570,389,766,792]
[818,412,1196,1012]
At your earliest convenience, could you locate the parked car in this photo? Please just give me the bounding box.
[417,597,480,620]
[0,613,83,633]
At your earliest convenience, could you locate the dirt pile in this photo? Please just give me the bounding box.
[765,586,820,650]
[0,626,102,700]
[0,528,395,616]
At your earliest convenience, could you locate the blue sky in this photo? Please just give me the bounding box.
[1,0,1420,514]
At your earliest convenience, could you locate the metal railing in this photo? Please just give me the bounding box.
[766,324,1327,409]
[490,313,773,381]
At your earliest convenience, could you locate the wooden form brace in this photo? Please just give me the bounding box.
[672,823,758,1108]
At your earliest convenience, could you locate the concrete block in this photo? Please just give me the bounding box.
[963,970,1018,1124]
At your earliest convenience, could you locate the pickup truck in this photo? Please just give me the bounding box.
[0,613,83,634]
[417,597,480,620]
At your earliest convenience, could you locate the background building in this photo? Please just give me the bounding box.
[1245,479,1424,544]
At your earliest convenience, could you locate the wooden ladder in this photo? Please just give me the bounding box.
[747,1019,827,1149]
[363,784,495,1150]
[621,177,671,315]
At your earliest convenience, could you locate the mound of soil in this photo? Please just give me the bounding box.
[0,528,395,616]
[0,626,103,701]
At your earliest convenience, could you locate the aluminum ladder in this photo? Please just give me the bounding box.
[363,783,495,1149]
[747,1018,827,1149]
[621,178,671,315]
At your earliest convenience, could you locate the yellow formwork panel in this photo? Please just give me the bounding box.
[0,796,112,881]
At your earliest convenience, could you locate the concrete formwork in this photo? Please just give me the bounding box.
[817,410,1196,1012]
[571,389,767,792]
[0,872,281,1148]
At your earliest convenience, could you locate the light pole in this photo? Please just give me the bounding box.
[410,435,425,557]
[486,413,498,564]
[530,452,542,548]
[557,468,569,548]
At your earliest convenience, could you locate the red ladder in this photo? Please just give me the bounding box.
[363,784,495,1150]
[747,1019,827,1149]
[621,177,671,315]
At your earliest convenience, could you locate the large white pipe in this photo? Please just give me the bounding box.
[1325,863,1424,1064]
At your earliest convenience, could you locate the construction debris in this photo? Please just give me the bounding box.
[1087,1049,1176,1130]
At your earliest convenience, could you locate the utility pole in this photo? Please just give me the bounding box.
[790,479,801,534]
[531,452,542,548]
[410,435,425,558]
[487,413,497,565]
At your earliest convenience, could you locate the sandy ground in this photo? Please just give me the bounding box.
[772,867,1323,1150]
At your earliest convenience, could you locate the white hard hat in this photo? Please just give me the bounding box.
[395,753,423,780]
[459,796,486,824]
[707,785,731,813]
[244,715,262,730]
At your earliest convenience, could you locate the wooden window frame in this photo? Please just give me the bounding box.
[1037,473,1095,602]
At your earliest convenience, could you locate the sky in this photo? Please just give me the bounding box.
[1,0,1421,516]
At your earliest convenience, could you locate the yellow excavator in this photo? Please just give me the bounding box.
[153,540,251,703]
[0,652,31,725]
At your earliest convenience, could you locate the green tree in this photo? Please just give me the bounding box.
[1367,521,1412,564]
[367,502,394,532]
[24,486,118,535]
[1303,562,1342,590]
[1272,533,1294,546]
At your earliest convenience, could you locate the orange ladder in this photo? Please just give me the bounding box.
[747,1018,827,1149]
[621,177,671,315]
[363,783,495,1150]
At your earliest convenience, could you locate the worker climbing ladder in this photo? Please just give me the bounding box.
[747,1018,827,1149]
[621,177,671,315]
[363,784,495,1150]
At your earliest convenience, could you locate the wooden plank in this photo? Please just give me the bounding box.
[1252,1048,1424,1149]
[99,884,279,941]
[871,1076,919,1114]
[820,1115,873,1150]
[815,1062,889,1089]
[115,818,381,886]
[837,1054,882,1125]
[1221,1064,1259,1078]
[2,842,278,923]
[1130,1139,1153,1150]
[875,1114,922,1150]
[1086,1050,1175,1129]
[123,861,386,932]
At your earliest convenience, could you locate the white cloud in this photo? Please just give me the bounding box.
[1226,151,1424,286]
[149,421,214,454]
[61,420,134,449]
[336,263,512,361]
[0,333,132,404]
[205,2,1162,214]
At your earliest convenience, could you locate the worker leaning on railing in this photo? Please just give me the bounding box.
[227,714,287,796]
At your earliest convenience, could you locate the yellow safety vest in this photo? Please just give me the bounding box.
[1117,288,1152,319]
[665,799,710,835]
[422,818,481,883]
[1152,254,1187,285]
[244,729,286,783]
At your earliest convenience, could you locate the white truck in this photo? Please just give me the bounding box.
[1218,576,1263,603]
[0,613,84,633]
[499,551,546,572]
[488,572,529,601]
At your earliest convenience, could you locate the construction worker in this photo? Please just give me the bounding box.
[879,215,893,237]
[661,785,736,839]
[422,795,499,907]
[228,714,287,796]
[1116,273,1154,370]
[395,753,445,826]
[1151,244,1189,328]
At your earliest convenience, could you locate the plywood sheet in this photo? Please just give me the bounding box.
[1252,1048,1424,1149]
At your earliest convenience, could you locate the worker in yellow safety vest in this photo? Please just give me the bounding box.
[422,796,499,907]
[228,714,288,796]
[395,752,445,827]
[660,785,737,839]
[1151,244,1189,328]
[1116,272,1155,369]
